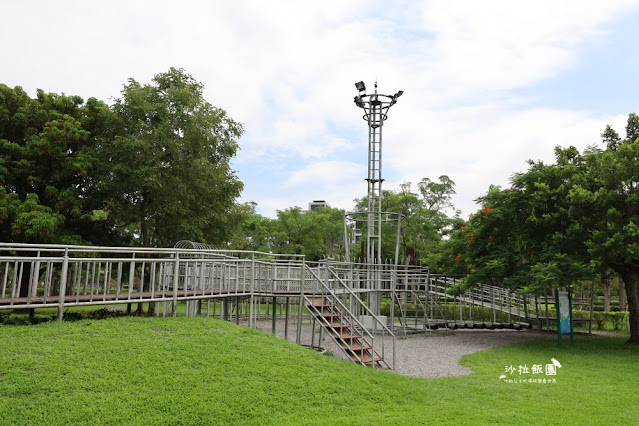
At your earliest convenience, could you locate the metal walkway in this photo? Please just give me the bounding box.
[1,243,593,367]
[0,243,396,369]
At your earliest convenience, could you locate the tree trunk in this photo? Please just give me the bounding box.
[603,277,611,313]
[619,279,627,311]
[617,268,639,344]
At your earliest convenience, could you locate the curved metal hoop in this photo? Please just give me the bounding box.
[173,240,221,250]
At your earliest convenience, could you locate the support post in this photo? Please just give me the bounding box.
[545,287,550,331]
[589,280,594,335]
[343,211,350,263]
[296,261,305,345]
[172,252,179,317]
[271,296,277,335]
[57,249,69,321]
[390,214,402,333]
[249,253,255,329]
[284,296,290,340]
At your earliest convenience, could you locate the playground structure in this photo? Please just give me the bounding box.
[350,81,404,317]
[0,82,594,369]
[0,242,394,368]
[0,242,594,371]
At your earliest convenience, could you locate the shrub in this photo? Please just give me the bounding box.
[62,311,84,321]
[88,308,118,320]
[593,312,607,330]
[609,312,628,331]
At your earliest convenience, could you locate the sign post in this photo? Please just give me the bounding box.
[555,289,574,347]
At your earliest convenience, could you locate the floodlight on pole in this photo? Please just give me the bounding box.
[351,80,403,315]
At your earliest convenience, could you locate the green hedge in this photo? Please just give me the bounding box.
[592,311,630,330]
[380,300,630,331]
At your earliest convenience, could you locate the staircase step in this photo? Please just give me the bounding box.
[311,304,332,309]
[329,322,350,329]
[306,296,386,369]
[331,331,361,341]
[342,343,371,352]
[353,353,383,365]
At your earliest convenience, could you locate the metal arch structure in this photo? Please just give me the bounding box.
[352,81,403,315]
[174,240,221,251]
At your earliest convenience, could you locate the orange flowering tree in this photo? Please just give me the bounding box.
[441,113,639,344]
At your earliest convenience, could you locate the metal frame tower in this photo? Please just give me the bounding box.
[353,81,403,314]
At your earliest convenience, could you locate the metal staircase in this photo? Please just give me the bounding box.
[305,297,382,366]
[304,264,394,369]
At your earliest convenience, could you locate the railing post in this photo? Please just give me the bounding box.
[296,260,305,344]
[272,263,277,293]
[172,252,179,317]
[249,253,255,329]
[589,280,594,335]
[57,249,69,321]
[508,290,512,324]
[31,251,41,302]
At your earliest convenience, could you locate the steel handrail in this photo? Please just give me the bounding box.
[304,264,392,369]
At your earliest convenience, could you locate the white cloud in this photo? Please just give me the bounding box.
[386,106,629,216]
[285,161,364,187]
[2,0,638,220]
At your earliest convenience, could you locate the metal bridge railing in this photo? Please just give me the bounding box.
[0,243,314,319]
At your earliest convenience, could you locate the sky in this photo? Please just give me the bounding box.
[2,0,639,219]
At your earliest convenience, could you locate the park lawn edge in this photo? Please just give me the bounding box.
[0,316,637,425]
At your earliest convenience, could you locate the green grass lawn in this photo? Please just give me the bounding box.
[0,317,637,425]
[1,300,304,326]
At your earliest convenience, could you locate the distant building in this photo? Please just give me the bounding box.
[351,227,362,245]
[308,200,330,211]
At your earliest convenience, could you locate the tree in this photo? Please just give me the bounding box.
[382,184,435,266]
[448,114,639,344]
[418,175,456,213]
[0,84,122,245]
[570,123,639,343]
[267,206,344,261]
[1,84,123,310]
[229,204,347,261]
[104,68,244,247]
[227,202,276,252]
[444,183,590,291]
[352,176,459,267]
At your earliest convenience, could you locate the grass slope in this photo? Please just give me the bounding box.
[0,317,637,425]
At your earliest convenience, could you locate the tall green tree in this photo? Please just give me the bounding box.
[1,85,121,305]
[352,176,458,266]
[0,84,119,245]
[268,206,344,261]
[104,68,244,247]
[229,204,346,261]
[227,202,277,253]
[447,113,639,343]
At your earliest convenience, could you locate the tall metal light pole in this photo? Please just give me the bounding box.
[353,81,403,315]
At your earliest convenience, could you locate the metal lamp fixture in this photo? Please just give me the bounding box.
[351,80,403,315]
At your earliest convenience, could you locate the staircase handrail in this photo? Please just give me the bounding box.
[304,264,394,369]
[324,265,396,339]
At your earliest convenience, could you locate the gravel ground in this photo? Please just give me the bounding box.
[250,319,557,378]
[389,329,554,378]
